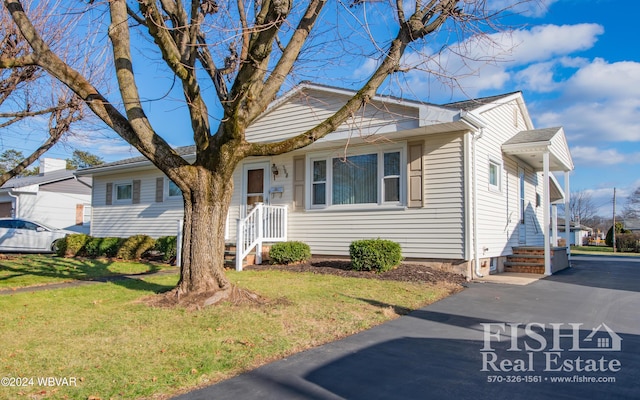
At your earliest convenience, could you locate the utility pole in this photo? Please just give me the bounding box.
[612,188,616,253]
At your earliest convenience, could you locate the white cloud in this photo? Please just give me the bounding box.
[515,61,558,92]
[564,58,640,100]
[488,0,559,17]
[570,146,640,166]
[378,23,604,100]
[505,24,603,66]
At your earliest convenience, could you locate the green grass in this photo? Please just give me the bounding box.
[0,254,174,289]
[571,246,640,256]
[0,259,458,399]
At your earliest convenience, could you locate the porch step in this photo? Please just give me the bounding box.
[506,247,546,274]
[224,243,268,269]
[224,243,254,269]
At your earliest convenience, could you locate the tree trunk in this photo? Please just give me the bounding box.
[171,167,234,304]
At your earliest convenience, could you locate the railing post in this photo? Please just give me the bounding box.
[283,205,288,241]
[256,204,263,265]
[176,219,183,267]
[235,218,243,271]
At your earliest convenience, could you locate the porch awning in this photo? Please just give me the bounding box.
[502,127,574,173]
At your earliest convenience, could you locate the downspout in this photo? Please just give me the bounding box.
[8,190,19,218]
[460,111,486,279]
[472,128,484,278]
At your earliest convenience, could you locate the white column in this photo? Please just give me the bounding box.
[552,205,558,246]
[564,171,571,261]
[543,152,551,276]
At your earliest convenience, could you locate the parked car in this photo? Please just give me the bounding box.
[0,218,74,253]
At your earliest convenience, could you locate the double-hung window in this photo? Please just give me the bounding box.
[310,149,403,208]
[488,159,501,192]
[115,182,133,202]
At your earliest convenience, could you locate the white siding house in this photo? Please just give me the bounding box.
[77,83,574,278]
[0,158,93,232]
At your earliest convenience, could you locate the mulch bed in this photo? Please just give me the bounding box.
[244,259,467,286]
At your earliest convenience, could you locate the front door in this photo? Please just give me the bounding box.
[243,163,269,210]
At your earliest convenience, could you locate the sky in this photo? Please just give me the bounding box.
[2,0,638,217]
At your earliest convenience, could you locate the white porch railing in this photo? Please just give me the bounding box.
[236,203,288,271]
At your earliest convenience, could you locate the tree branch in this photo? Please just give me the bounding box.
[3,0,188,177]
[245,0,460,157]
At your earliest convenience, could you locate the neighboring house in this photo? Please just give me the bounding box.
[76,83,574,278]
[624,219,640,233]
[0,158,92,233]
[557,223,593,246]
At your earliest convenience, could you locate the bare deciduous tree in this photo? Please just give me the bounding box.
[623,187,640,220]
[0,0,95,185]
[2,0,533,306]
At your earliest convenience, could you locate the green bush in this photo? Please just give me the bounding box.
[58,234,90,257]
[269,241,311,265]
[82,237,123,258]
[116,235,156,260]
[615,232,640,253]
[349,238,402,273]
[155,236,177,262]
[605,222,630,247]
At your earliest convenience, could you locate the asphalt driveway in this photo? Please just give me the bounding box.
[174,255,640,400]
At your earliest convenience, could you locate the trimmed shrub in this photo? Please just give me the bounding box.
[615,232,640,253]
[349,238,402,273]
[100,237,124,258]
[58,234,90,257]
[155,236,178,262]
[79,237,124,258]
[605,222,630,247]
[117,235,156,260]
[269,241,311,265]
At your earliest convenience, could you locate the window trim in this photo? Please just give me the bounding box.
[488,159,502,192]
[307,145,406,210]
[113,181,133,204]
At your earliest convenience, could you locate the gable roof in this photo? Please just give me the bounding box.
[502,127,574,172]
[1,169,78,190]
[76,145,196,175]
[442,91,521,111]
[78,86,551,175]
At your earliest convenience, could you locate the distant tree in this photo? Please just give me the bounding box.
[66,150,103,170]
[0,149,37,176]
[558,190,598,226]
[622,187,640,220]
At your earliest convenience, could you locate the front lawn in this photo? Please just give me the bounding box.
[570,246,639,256]
[0,254,174,289]
[0,257,460,399]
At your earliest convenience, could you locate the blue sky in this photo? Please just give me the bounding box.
[3,0,638,216]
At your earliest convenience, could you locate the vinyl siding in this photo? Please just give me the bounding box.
[15,191,91,232]
[285,133,465,259]
[474,99,546,257]
[91,169,184,238]
[245,89,419,143]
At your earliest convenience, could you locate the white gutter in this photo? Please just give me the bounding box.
[7,190,19,218]
[472,129,484,278]
[459,111,487,279]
